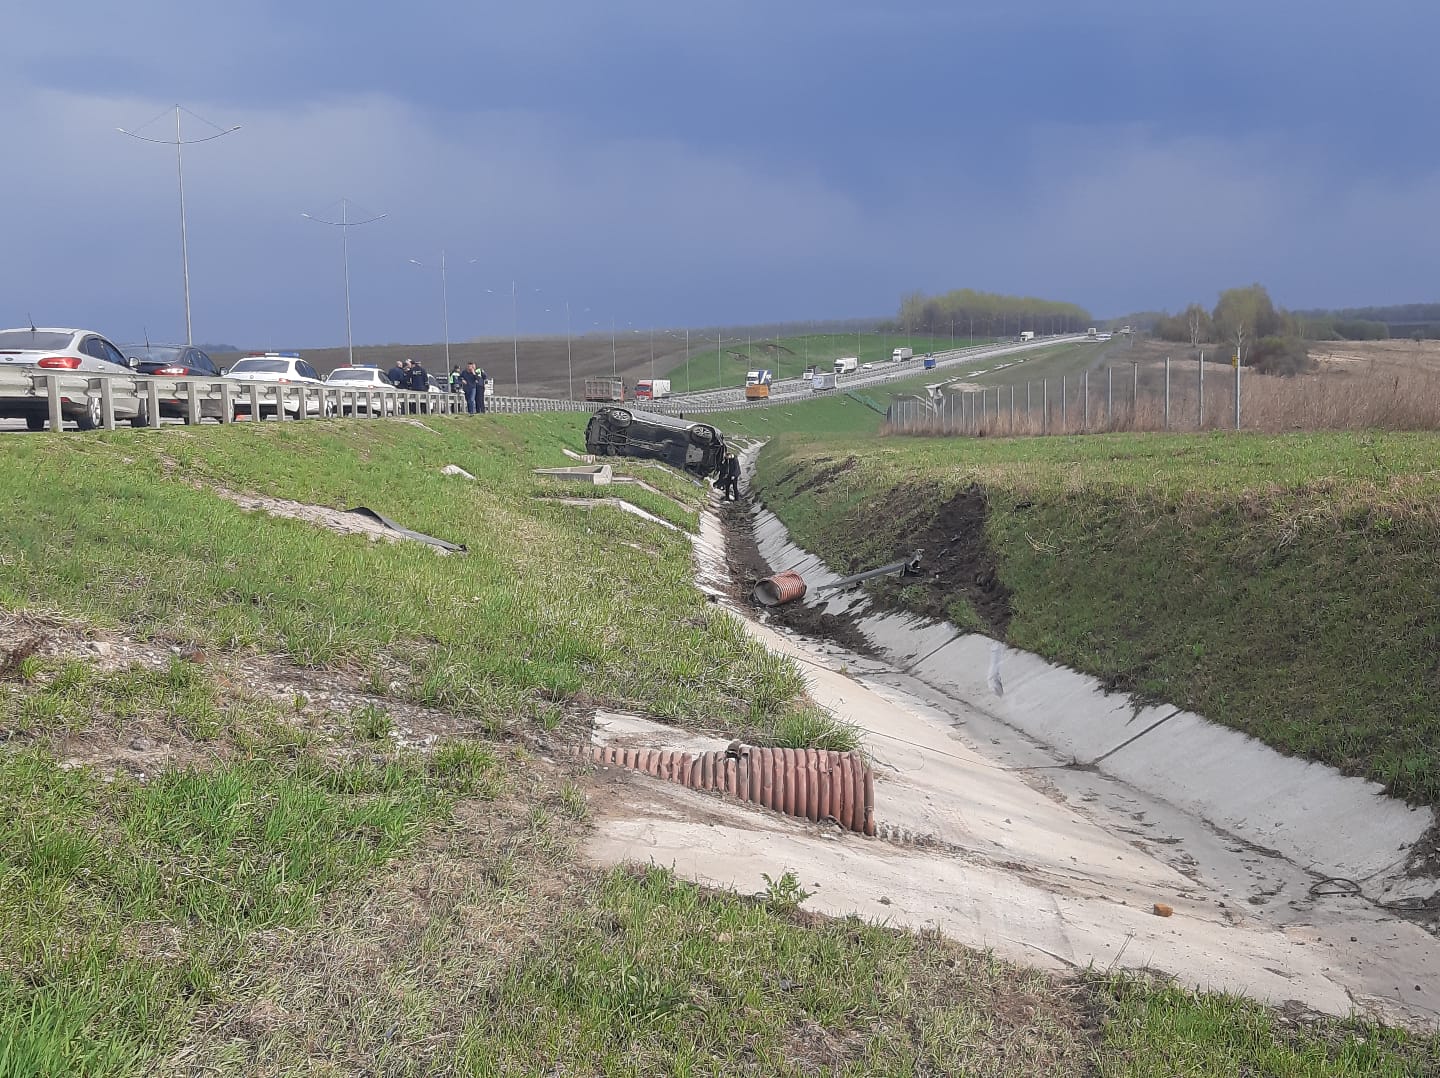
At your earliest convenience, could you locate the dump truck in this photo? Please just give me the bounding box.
[583,378,626,402]
[632,379,670,401]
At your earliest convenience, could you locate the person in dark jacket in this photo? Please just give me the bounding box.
[721,452,741,501]
[457,362,481,414]
[406,359,429,412]
[476,368,488,413]
[386,361,407,387]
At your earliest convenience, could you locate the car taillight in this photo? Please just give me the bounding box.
[276,378,291,383]
[155,366,188,375]
[37,356,82,369]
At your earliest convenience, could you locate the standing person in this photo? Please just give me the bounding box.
[458,362,481,414]
[386,359,407,387]
[476,367,488,414]
[723,451,741,502]
[407,358,429,413]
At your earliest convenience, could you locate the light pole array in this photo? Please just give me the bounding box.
[119,105,241,345]
[302,199,388,369]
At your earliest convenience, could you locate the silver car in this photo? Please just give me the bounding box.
[0,327,142,430]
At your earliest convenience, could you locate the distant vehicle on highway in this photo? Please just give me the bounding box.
[811,372,838,391]
[121,344,230,423]
[0,327,141,430]
[584,377,626,402]
[834,357,859,375]
[226,352,329,418]
[633,379,671,401]
[891,347,914,362]
[324,365,397,414]
[861,362,874,370]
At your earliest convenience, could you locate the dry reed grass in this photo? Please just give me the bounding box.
[885,356,1440,438]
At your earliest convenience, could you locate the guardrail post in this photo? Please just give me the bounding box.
[100,377,116,430]
[1009,384,1015,432]
[248,384,260,422]
[1132,362,1139,423]
[1234,356,1241,430]
[276,385,288,420]
[1060,375,1067,433]
[144,379,159,428]
[1083,371,1089,431]
[186,380,201,425]
[1041,378,1048,434]
[220,381,233,423]
[46,375,62,432]
[1198,352,1205,428]
[295,385,307,420]
[1107,367,1113,423]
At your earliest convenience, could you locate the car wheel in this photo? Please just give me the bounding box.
[75,395,102,431]
[130,401,150,429]
[25,414,45,432]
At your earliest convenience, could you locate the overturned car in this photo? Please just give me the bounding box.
[584,407,728,477]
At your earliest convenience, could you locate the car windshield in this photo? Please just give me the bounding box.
[326,370,375,383]
[124,345,186,363]
[228,359,291,373]
[0,330,74,351]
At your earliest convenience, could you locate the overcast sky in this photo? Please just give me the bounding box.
[5,1,1439,348]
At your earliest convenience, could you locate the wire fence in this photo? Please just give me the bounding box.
[884,355,1440,437]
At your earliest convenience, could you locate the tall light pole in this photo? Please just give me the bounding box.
[302,199,387,368]
[510,280,519,393]
[407,251,451,381]
[119,105,240,345]
[611,317,618,378]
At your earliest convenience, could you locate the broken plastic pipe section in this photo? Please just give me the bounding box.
[752,550,924,607]
[584,742,877,836]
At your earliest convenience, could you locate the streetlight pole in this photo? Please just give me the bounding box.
[302,199,388,368]
[119,105,240,345]
[511,280,519,394]
[611,317,617,378]
[566,301,574,401]
[407,251,451,382]
[685,326,691,393]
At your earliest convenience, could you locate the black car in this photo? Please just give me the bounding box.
[584,407,727,477]
[121,344,231,422]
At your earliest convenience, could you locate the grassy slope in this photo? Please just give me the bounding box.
[1,416,1437,1074]
[754,428,1440,803]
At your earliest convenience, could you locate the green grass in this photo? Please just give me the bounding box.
[669,333,985,392]
[1,416,1436,1074]
[754,430,1440,803]
[0,415,818,746]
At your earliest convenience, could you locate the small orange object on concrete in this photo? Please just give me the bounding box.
[1153,902,1174,918]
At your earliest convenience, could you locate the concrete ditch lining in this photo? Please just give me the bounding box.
[737,453,1439,907]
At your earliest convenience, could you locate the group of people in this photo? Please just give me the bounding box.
[383,358,488,414]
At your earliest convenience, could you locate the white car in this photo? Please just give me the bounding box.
[226,353,330,418]
[860,362,874,370]
[325,365,398,414]
[0,327,143,430]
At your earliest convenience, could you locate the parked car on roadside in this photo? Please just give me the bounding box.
[121,344,231,423]
[225,353,330,419]
[584,407,727,477]
[324,365,397,415]
[0,327,143,430]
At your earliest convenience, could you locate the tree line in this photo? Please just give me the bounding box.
[894,289,1092,338]
[1152,284,1312,375]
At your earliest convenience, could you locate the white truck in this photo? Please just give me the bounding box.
[834,357,859,375]
[1020,331,1035,342]
[891,347,914,362]
[811,372,838,391]
[633,379,671,401]
[1087,327,1099,340]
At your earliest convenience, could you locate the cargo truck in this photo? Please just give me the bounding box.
[834,357,859,375]
[892,347,914,362]
[632,379,670,401]
[1020,331,1035,342]
[583,378,626,402]
[812,372,838,391]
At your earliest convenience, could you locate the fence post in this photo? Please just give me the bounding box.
[248,384,260,421]
[277,385,289,420]
[220,381,233,423]
[1132,362,1139,423]
[1164,357,1170,431]
[1083,370,1089,431]
[46,375,62,431]
[186,380,201,425]
[1234,355,1241,430]
[1198,352,1204,428]
[980,388,986,430]
[100,377,116,430]
[1107,367,1113,423]
[1061,375,1067,433]
[295,385,307,420]
[1041,378,1048,434]
[1009,384,1015,432]
[1026,381,1032,431]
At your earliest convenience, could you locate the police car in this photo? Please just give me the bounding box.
[225,352,329,418]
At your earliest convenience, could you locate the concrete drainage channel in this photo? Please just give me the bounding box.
[580,444,1440,1030]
